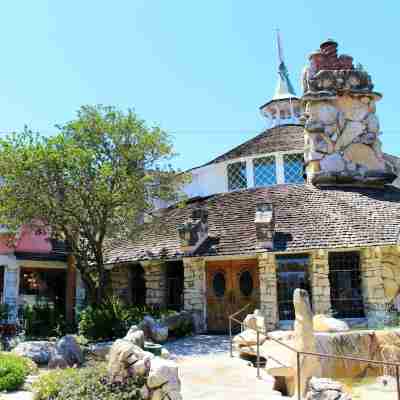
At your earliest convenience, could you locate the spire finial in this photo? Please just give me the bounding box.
[276,28,284,65]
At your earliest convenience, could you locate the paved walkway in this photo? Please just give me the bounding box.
[165,335,285,400]
[2,335,285,400]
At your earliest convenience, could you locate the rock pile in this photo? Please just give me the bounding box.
[108,338,182,400]
[305,377,351,400]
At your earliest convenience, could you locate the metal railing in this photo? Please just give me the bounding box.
[229,304,400,400]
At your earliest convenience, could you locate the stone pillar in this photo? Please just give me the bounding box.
[258,253,278,331]
[310,249,331,314]
[109,264,131,303]
[142,261,167,308]
[182,257,206,332]
[0,254,19,322]
[360,247,386,326]
[75,269,86,315]
[65,255,76,324]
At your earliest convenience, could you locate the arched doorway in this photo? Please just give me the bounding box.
[131,265,146,306]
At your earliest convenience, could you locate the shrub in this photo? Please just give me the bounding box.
[78,296,177,341]
[0,353,32,392]
[22,302,67,338]
[33,364,145,400]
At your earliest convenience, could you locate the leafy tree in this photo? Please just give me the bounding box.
[0,105,187,303]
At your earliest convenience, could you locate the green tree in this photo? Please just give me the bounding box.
[0,105,187,303]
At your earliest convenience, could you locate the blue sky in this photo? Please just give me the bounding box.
[0,1,399,170]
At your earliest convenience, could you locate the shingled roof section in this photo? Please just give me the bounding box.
[104,184,400,265]
[200,124,304,167]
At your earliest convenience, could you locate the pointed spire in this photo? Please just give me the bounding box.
[273,29,296,100]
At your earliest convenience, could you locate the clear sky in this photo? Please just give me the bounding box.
[0,1,399,170]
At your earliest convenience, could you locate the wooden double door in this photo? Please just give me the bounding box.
[206,259,259,333]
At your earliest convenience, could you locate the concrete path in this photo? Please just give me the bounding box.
[165,335,285,400]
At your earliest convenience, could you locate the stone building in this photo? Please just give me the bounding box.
[105,37,400,332]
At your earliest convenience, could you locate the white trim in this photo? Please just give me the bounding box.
[276,153,285,184]
[246,159,254,188]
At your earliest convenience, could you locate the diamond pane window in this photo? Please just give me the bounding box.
[253,156,277,187]
[227,162,247,191]
[283,153,304,184]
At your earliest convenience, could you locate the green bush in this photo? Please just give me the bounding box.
[78,296,176,341]
[33,364,145,400]
[0,353,33,392]
[22,302,67,338]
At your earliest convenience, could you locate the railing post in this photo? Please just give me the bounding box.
[396,364,400,400]
[297,352,301,400]
[257,330,260,379]
[229,317,233,358]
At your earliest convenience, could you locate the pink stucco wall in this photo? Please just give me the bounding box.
[0,226,52,254]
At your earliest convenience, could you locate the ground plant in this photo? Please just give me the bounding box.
[0,352,36,392]
[33,364,145,400]
[78,296,177,340]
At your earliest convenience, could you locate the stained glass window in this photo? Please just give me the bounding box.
[283,153,304,184]
[253,156,277,187]
[227,162,247,191]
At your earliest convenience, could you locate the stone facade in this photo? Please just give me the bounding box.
[109,264,131,303]
[258,253,278,331]
[182,257,206,331]
[142,261,167,307]
[310,249,331,315]
[302,39,395,186]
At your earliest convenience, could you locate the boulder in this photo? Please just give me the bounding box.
[125,327,145,349]
[292,289,321,398]
[108,339,150,381]
[233,329,267,348]
[48,353,69,369]
[148,358,182,400]
[53,335,83,367]
[87,341,113,360]
[161,348,170,359]
[305,377,351,400]
[313,314,350,332]
[161,311,192,332]
[13,341,55,365]
[243,309,265,331]
[140,316,169,344]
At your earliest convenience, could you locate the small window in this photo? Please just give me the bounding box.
[239,270,254,297]
[284,153,304,184]
[253,156,277,187]
[227,162,247,191]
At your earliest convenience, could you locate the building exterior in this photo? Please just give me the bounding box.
[0,226,80,323]
[104,37,400,333]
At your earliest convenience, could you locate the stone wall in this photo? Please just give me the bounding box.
[142,261,167,307]
[310,249,331,314]
[258,253,278,331]
[109,264,131,303]
[182,257,206,332]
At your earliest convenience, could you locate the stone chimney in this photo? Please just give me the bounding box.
[301,39,396,187]
[255,202,274,250]
[177,208,208,255]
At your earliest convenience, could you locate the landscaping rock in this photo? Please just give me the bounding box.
[87,341,113,360]
[151,325,169,344]
[243,309,265,331]
[53,335,83,367]
[161,348,170,359]
[48,353,69,369]
[148,358,182,400]
[124,328,145,349]
[313,314,350,332]
[162,311,192,333]
[140,316,169,344]
[108,339,150,381]
[305,377,352,400]
[233,329,267,347]
[13,341,55,365]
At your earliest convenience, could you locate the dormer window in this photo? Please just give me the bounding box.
[253,156,277,187]
[227,161,247,191]
[283,153,304,184]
